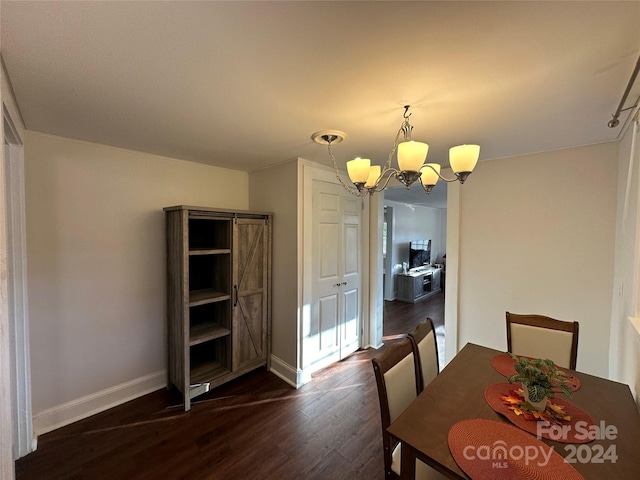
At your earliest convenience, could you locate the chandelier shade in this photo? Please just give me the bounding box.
[312,105,480,197]
[397,141,429,172]
[366,165,382,189]
[346,157,371,185]
[450,144,480,174]
[420,163,441,186]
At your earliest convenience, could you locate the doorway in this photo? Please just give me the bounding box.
[380,183,447,366]
[383,206,395,301]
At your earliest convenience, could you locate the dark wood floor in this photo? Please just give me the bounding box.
[383,294,443,336]
[15,293,444,480]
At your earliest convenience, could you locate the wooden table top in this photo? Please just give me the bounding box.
[386,342,640,480]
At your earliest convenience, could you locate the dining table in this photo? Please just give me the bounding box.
[386,342,640,480]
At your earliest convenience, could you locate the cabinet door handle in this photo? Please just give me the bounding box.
[335,283,341,287]
[341,282,347,286]
[234,285,238,306]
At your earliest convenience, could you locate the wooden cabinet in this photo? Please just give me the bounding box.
[165,206,272,410]
[396,267,442,303]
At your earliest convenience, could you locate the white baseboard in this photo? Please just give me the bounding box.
[269,354,302,388]
[273,348,358,388]
[32,370,166,437]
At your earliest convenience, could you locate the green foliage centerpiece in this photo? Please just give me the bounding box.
[507,353,572,411]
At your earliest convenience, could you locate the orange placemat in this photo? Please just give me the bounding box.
[484,383,595,444]
[490,353,581,392]
[448,419,584,480]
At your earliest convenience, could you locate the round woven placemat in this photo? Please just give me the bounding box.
[448,418,584,480]
[484,383,595,444]
[490,353,581,392]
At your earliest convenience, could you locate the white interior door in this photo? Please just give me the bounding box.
[340,195,361,356]
[306,178,361,372]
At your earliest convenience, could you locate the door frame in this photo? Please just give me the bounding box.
[383,206,395,301]
[372,176,461,365]
[3,105,33,459]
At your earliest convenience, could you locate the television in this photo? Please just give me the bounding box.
[409,240,431,269]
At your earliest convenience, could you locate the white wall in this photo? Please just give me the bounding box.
[25,132,249,433]
[248,159,299,383]
[457,142,618,378]
[369,192,384,348]
[610,118,640,404]
[384,200,446,297]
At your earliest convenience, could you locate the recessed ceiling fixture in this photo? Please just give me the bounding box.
[312,105,480,196]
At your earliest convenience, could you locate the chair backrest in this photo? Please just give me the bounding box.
[408,318,439,392]
[371,338,420,478]
[506,312,579,369]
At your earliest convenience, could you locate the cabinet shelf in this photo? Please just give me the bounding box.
[189,289,231,306]
[189,321,231,346]
[189,248,231,256]
[188,217,231,251]
[190,360,230,386]
[189,337,230,386]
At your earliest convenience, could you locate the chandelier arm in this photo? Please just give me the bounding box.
[349,107,413,190]
[328,142,366,196]
[370,167,399,192]
[420,163,462,183]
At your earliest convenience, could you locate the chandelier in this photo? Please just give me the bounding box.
[311,105,480,196]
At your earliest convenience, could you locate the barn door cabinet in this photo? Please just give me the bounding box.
[164,206,272,410]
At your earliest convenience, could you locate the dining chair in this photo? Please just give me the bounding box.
[408,318,439,392]
[371,338,447,480]
[506,311,579,369]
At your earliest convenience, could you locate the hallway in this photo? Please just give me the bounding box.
[382,291,445,369]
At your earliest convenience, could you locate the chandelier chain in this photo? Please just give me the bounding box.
[327,141,362,195]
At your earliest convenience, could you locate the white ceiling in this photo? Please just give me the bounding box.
[2,1,640,207]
